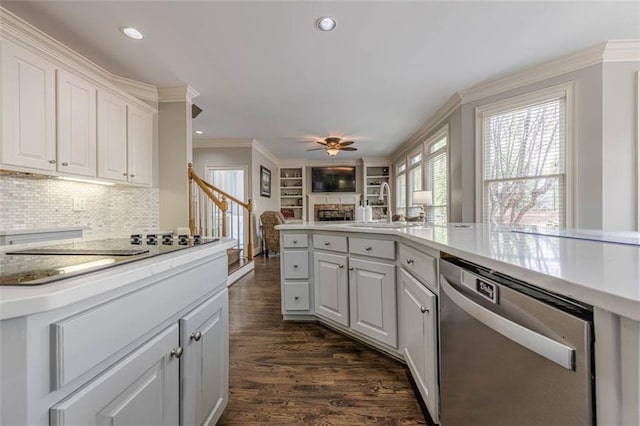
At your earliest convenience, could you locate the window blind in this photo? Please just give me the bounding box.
[482,97,565,226]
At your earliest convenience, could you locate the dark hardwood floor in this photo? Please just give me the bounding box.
[218,254,426,425]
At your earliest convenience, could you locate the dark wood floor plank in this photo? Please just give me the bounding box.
[218,255,426,425]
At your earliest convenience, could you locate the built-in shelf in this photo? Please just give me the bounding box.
[279,166,305,220]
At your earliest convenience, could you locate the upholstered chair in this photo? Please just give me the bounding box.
[260,211,286,257]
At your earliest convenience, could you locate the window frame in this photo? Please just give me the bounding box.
[395,160,407,216]
[406,146,423,216]
[474,83,575,227]
[423,125,449,224]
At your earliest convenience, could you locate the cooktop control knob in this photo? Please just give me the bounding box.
[162,234,173,245]
[146,234,158,245]
[178,235,189,245]
[130,234,143,245]
[193,235,202,245]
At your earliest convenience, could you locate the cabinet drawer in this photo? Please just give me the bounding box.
[283,251,309,279]
[283,234,308,248]
[313,234,347,253]
[283,282,310,311]
[399,243,437,290]
[350,237,395,260]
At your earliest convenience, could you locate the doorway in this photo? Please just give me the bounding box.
[205,166,248,249]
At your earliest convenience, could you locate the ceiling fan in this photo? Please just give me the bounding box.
[306,137,358,157]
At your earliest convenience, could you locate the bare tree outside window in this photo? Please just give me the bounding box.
[482,98,565,227]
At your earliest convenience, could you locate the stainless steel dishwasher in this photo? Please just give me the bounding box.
[439,257,594,426]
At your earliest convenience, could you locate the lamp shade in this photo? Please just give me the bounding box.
[413,190,432,206]
[326,148,340,156]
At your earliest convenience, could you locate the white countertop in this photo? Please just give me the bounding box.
[276,222,640,321]
[0,237,236,320]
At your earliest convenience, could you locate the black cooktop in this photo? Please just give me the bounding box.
[1,237,220,286]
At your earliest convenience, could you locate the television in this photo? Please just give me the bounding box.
[312,166,356,193]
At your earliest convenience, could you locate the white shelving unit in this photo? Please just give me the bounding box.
[279,167,305,221]
[363,163,391,220]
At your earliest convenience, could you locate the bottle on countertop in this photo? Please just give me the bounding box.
[356,200,364,222]
[364,200,373,223]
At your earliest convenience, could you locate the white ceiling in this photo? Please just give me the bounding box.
[4,1,639,160]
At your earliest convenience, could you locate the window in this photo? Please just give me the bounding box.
[477,85,572,227]
[407,149,422,217]
[395,161,406,216]
[424,127,448,225]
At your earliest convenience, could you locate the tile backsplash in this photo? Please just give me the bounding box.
[0,175,159,239]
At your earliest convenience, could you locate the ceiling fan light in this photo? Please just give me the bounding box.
[326,148,340,156]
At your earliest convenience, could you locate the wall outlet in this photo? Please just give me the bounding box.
[72,198,86,212]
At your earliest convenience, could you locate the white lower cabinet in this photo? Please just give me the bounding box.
[50,325,180,425]
[349,258,397,347]
[314,251,349,326]
[180,289,229,426]
[399,268,439,422]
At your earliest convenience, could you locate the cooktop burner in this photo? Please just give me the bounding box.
[1,236,221,286]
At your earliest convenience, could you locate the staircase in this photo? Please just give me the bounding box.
[188,164,255,285]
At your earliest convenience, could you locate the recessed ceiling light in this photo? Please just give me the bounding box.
[316,17,336,32]
[121,27,144,40]
[195,130,204,135]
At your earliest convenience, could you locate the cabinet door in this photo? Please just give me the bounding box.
[50,325,180,426]
[180,289,229,426]
[349,258,397,347]
[127,104,153,186]
[57,69,97,177]
[97,90,127,181]
[399,269,438,421]
[1,40,56,171]
[313,251,349,326]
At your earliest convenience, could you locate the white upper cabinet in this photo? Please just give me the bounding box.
[1,40,56,171]
[127,104,153,186]
[56,69,97,177]
[97,90,128,182]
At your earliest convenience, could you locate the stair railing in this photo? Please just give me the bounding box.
[188,163,254,260]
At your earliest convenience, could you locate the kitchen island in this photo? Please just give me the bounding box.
[0,237,235,425]
[276,221,640,425]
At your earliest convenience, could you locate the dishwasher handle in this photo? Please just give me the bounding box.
[440,275,575,371]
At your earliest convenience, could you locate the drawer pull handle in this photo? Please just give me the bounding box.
[324,241,330,246]
[122,173,128,176]
[170,347,184,358]
[420,306,429,314]
[61,162,69,166]
[406,258,415,265]
[339,264,345,269]
[293,264,298,268]
[293,240,298,244]
[49,159,56,164]
[294,296,299,300]
[130,174,135,178]
[349,267,354,271]
[190,331,202,341]
[365,246,372,251]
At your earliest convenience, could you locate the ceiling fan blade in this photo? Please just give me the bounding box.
[306,147,325,151]
[316,140,328,145]
[338,140,355,147]
[341,147,358,151]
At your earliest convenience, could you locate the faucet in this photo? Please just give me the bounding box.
[378,182,392,223]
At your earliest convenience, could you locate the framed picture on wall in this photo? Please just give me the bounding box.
[260,166,271,197]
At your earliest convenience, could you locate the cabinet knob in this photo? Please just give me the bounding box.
[49,159,56,164]
[61,162,69,166]
[420,306,429,313]
[170,347,184,358]
[349,267,354,271]
[129,174,135,178]
[339,264,345,269]
[293,240,298,244]
[324,241,330,246]
[365,246,372,251]
[406,258,415,265]
[190,331,202,342]
[294,296,299,301]
[122,173,128,176]
[293,264,298,268]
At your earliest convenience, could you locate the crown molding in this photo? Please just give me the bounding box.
[252,139,280,166]
[0,7,158,110]
[602,40,640,63]
[192,138,253,149]
[158,86,200,103]
[110,74,158,103]
[392,92,462,163]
